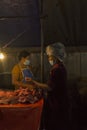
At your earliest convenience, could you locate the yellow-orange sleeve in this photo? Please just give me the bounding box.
[12,64,20,81]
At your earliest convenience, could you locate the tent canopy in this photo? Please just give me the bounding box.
[43,0,87,46]
[0,0,87,47]
[0,0,41,48]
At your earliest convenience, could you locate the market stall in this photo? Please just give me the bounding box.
[0,87,43,130]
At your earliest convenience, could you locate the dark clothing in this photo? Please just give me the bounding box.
[45,63,69,130]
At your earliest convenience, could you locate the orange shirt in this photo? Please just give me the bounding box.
[12,64,33,89]
[12,64,23,82]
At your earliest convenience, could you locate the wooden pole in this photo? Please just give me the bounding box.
[40,0,44,82]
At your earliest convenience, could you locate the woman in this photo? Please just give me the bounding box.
[32,43,69,130]
[12,50,34,90]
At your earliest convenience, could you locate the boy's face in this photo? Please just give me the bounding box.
[21,56,30,65]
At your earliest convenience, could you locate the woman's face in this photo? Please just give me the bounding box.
[48,55,55,61]
[48,55,56,66]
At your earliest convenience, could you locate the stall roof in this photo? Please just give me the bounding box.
[0,0,87,47]
[43,0,87,46]
[0,0,41,48]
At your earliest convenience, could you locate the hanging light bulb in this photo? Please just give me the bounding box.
[0,52,5,59]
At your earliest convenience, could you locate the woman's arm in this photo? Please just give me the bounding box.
[33,80,48,88]
[32,80,51,90]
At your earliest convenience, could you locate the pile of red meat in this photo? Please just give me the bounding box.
[0,87,42,104]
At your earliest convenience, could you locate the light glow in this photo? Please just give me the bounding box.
[0,53,5,59]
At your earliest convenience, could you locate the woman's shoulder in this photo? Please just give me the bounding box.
[51,63,66,74]
[52,63,64,70]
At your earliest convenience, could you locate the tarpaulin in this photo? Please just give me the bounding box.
[0,0,41,47]
[0,99,43,130]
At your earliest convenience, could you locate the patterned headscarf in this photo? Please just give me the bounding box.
[46,42,66,62]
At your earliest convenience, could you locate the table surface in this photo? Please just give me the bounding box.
[0,98,43,108]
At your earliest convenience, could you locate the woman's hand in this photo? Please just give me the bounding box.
[32,80,49,90]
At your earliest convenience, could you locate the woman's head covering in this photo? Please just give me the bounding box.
[46,42,66,62]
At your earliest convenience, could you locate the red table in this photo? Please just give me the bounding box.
[0,99,43,130]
